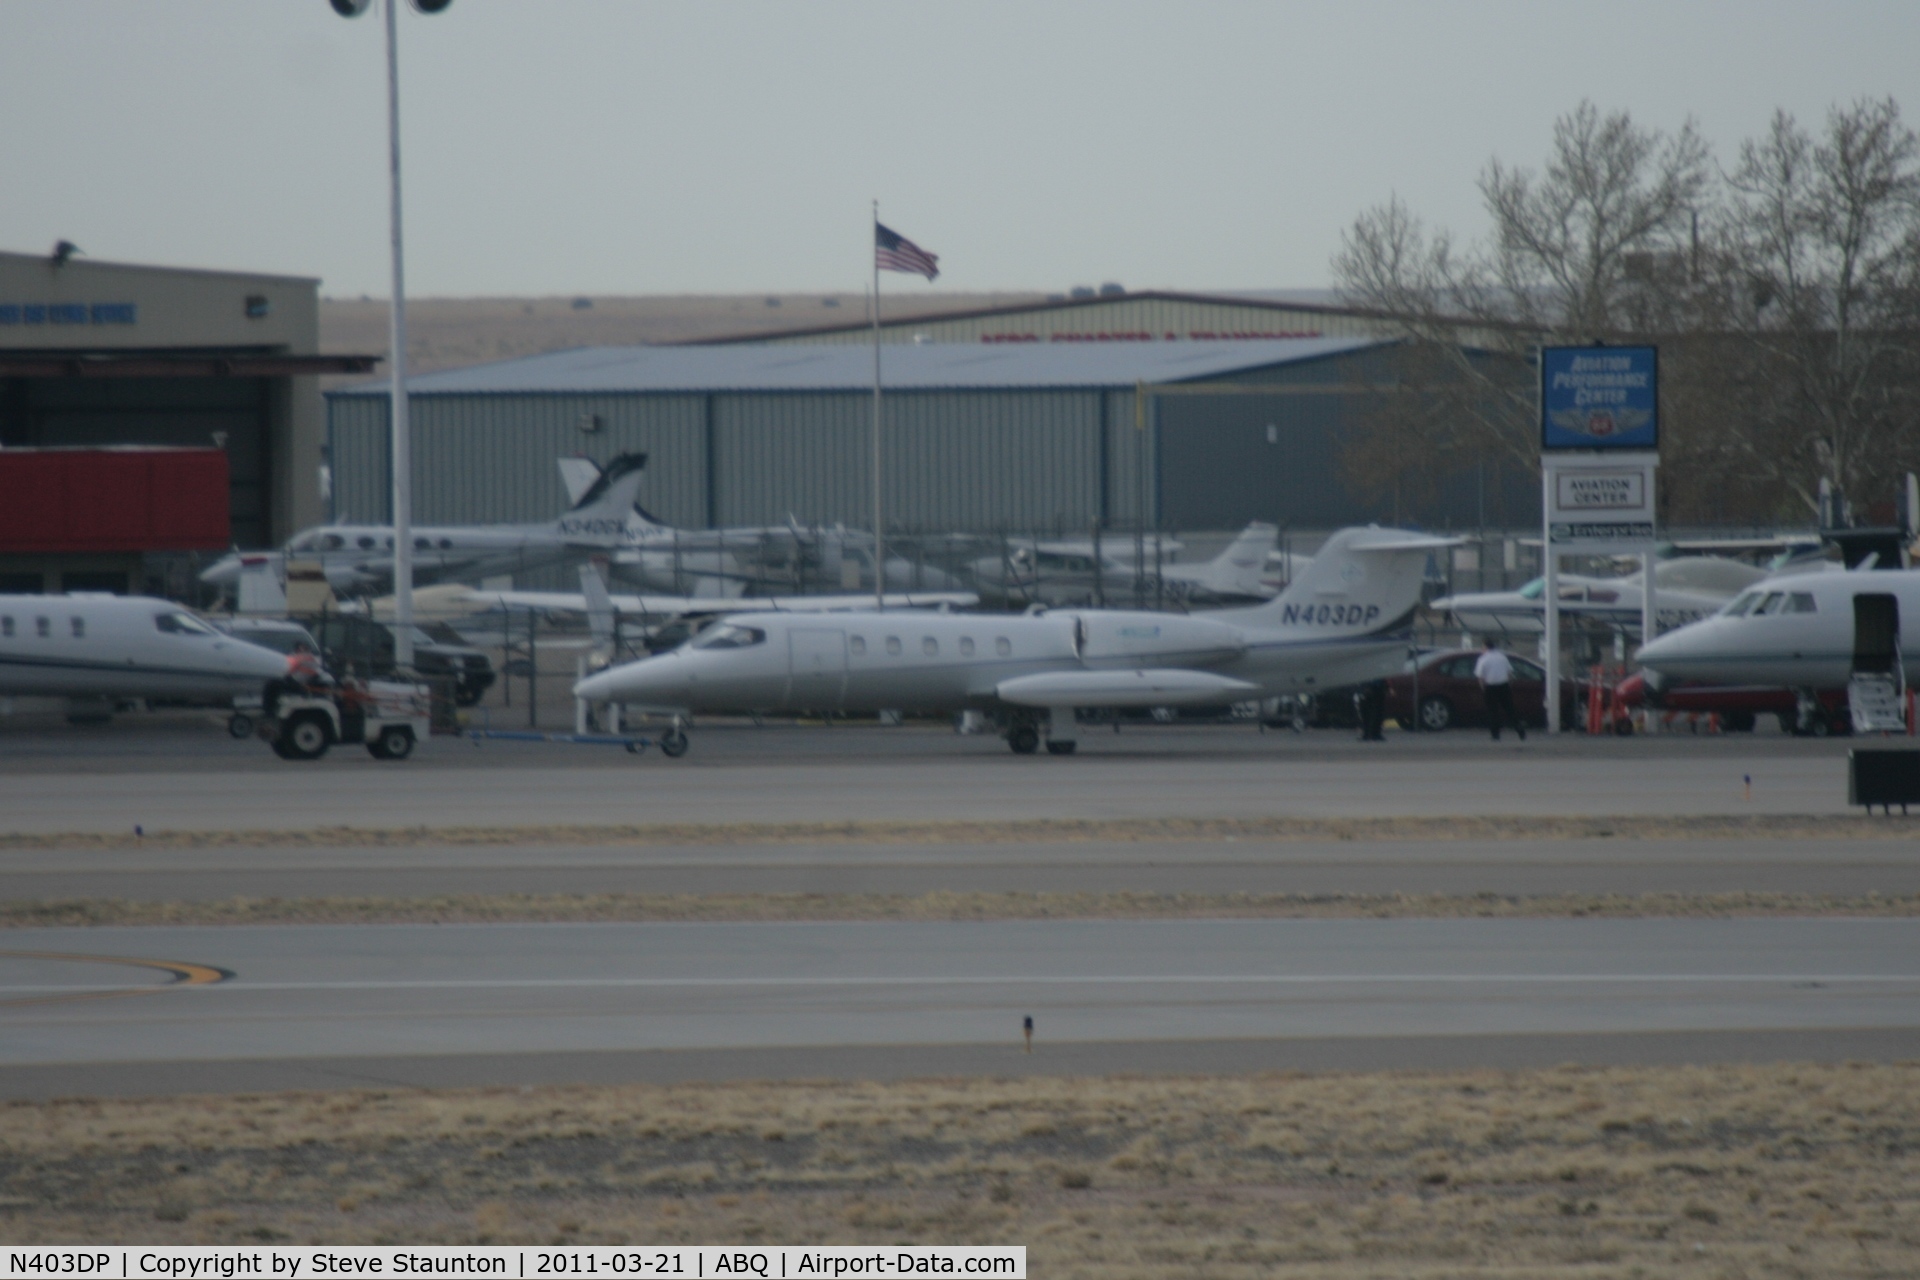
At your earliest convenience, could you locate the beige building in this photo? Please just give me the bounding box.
[0,248,375,571]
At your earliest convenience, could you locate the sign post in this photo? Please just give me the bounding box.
[1539,346,1659,733]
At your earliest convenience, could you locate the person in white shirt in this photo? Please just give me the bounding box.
[1473,638,1525,741]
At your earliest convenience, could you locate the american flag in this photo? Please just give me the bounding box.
[875,222,939,281]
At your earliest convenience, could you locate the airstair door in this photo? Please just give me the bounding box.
[788,627,847,710]
[1850,593,1906,734]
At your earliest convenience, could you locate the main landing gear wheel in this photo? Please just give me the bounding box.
[227,713,253,739]
[1045,740,1077,755]
[659,727,690,758]
[1417,696,1454,732]
[367,725,414,760]
[278,712,332,761]
[1008,723,1041,755]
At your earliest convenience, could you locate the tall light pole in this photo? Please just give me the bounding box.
[331,0,450,668]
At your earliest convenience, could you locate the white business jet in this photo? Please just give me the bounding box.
[200,454,652,598]
[574,525,1453,756]
[967,523,1278,606]
[0,595,289,716]
[1432,556,1765,638]
[1635,571,1920,689]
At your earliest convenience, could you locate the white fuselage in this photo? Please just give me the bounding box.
[576,606,1406,715]
[1636,571,1920,688]
[202,523,582,595]
[0,596,292,700]
[1435,574,1740,636]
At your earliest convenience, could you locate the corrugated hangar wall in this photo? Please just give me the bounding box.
[328,387,1153,535]
[326,344,1540,549]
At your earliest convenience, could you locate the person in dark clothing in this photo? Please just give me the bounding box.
[1356,678,1388,741]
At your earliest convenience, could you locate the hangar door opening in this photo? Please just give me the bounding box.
[0,376,269,547]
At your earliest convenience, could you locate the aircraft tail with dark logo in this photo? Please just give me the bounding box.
[552,452,650,547]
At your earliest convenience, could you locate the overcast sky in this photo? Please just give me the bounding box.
[4,1,1915,299]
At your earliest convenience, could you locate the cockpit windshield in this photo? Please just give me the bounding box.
[690,624,767,651]
[1721,591,1762,617]
[155,612,218,637]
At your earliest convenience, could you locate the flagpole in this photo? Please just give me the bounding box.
[871,199,885,612]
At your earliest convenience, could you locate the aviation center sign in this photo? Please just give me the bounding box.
[1545,453,1658,550]
[1540,345,1657,450]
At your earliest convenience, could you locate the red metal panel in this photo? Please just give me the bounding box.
[66,453,151,548]
[0,448,230,552]
[149,451,231,548]
[0,453,67,548]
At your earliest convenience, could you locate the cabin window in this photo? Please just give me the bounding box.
[995,636,1012,657]
[922,636,938,656]
[690,623,766,650]
[415,537,431,550]
[36,617,50,638]
[70,617,84,639]
[438,538,453,549]
[0,617,10,637]
[357,535,377,550]
[885,636,902,656]
[154,612,217,636]
[959,636,975,657]
[849,635,866,656]
[1784,592,1818,614]
[320,534,346,551]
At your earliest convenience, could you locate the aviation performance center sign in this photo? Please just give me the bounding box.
[1540,346,1657,451]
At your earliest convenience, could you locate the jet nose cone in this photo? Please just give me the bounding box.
[574,651,691,707]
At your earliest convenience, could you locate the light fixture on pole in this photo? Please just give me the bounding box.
[330,0,452,668]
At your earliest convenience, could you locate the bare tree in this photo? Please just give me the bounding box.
[1335,98,1920,527]
[1713,98,1920,516]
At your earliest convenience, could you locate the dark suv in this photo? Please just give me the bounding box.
[305,614,496,706]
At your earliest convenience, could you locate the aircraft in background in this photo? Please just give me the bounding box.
[575,525,1455,756]
[968,522,1280,606]
[200,454,652,599]
[0,594,288,720]
[1431,556,1766,638]
[555,456,969,598]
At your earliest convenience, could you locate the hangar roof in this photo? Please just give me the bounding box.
[338,336,1386,396]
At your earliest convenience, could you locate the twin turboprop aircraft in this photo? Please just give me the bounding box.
[574,526,1454,755]
[200,454,652,598]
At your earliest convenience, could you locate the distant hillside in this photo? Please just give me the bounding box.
[319,292,1046,383]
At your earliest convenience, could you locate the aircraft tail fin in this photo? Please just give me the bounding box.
[1196,522,1279,596]
[1228,526,1456,637]
[554,453,649,546]
[236,554,287,616]
[557,456,602,507]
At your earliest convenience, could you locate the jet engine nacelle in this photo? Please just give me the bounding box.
[1072,612,1246,666]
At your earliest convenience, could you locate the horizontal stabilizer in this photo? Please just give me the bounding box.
[997,668,1260,708]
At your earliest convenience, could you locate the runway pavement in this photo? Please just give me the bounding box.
[0,722,1875,836]
[1,917,1915,1097]
[7,836,1920,902]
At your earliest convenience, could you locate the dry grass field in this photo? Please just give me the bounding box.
[1,1065,1914,1276]
[319,292,1046,379]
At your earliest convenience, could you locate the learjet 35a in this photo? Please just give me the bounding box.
[574,525,1454,755]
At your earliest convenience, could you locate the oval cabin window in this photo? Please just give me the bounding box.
[885,636,902,656]
[850,635,866,656]
[959,636,974,656]
[922,637,938,656]
[995,637,1012,657]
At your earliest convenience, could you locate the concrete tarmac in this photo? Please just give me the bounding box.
[1,917,1915,1097]
[0,723,1877,836]
[6,837,1919,902]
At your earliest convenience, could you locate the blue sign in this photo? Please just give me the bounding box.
[0,302,137,326]
[1540,345,1657,450]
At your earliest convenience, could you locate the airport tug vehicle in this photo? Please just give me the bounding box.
[258,678,432,761]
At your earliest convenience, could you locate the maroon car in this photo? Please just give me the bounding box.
[1384,648,1564,732]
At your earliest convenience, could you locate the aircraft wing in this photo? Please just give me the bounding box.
[997,669,1261,708]
[450,587,979,618]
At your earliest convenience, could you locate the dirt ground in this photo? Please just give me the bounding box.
[7,812,1918,852]
[1,1064,1914,1277]
[4,889,1916,929]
